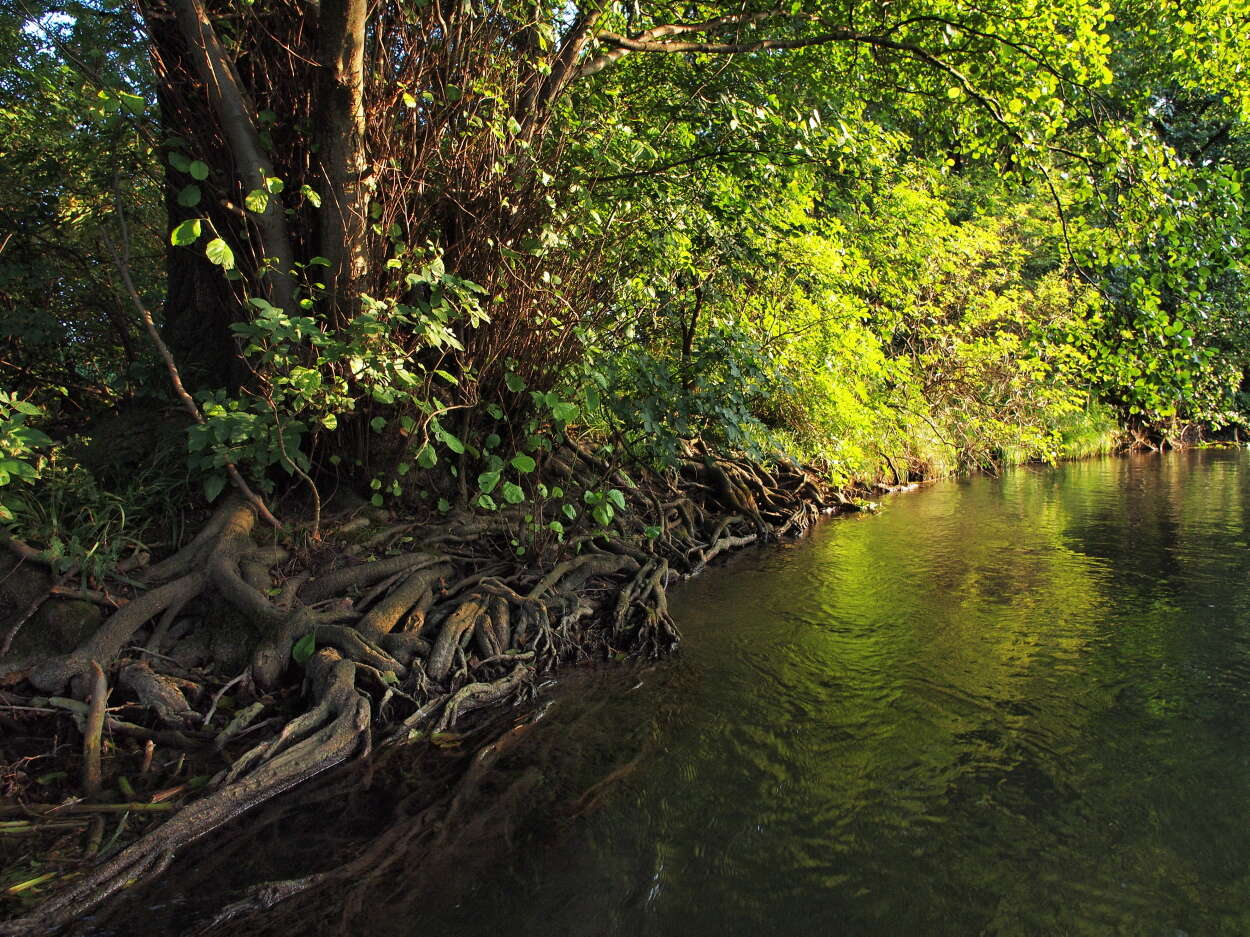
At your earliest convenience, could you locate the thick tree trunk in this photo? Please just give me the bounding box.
[316,0,370,327]
[161,185,245,391]
[166,0,296,313]
[145,15,245,391]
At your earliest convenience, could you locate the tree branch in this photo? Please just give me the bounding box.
[578,19,1020,143]
[167,0,296,312]
[576,10,780,78]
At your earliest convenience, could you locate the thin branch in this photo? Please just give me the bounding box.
[576,9,780,78]
[575,15,1021,143]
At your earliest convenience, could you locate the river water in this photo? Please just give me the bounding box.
[98,450,1250,936]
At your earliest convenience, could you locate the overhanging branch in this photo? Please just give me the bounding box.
[576,15,1021,143]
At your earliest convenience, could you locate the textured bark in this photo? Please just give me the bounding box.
[315,0,369,327]
[165,0,296,312]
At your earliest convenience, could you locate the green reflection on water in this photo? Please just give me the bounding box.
[126,451,1250,937]
[427,451,1250,937]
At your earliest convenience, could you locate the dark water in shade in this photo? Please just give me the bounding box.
[414,450,1250,937]
[89,450,1250,937]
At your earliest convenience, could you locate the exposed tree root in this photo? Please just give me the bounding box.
[0,448,850,934]
[0,649,369,937]
[434,659,533,733]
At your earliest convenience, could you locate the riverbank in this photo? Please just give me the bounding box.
[0,443,857,934]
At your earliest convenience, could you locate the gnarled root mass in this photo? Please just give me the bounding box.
[0,447,846,934]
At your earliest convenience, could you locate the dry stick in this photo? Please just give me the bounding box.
[84,815,106,858]
[108,189,280,529]
[202,671,248,728]
[2,803,176,817]
[48,584,125,608]
[82,661,107,797]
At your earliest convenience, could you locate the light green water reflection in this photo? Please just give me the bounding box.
[415,451,1250,937]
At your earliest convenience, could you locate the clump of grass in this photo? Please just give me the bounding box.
[5,439,194,581]
[1053,401,1123,461]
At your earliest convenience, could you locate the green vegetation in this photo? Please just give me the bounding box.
[2,2,1248,533]
[2,2,1250,927]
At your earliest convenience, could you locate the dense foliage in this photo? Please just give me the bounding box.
[3,0,1250,553]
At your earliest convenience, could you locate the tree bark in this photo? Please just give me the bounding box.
[166,0,296,314]
[316,0,370,327]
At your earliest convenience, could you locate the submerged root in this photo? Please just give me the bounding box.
[434,659,533,733]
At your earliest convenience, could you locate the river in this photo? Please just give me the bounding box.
[93,450,1250,936]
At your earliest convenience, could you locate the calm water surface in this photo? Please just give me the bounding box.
[104,450,1250,936]
[422,450,1250,937]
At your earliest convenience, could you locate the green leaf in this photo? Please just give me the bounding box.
[168,151,191,173]
[438,429,465,454]
[205,238,235,269]
[504,372,526,393]
[203,474,226,503]
[370,416,387,433]
[437,497,451,513]
[171,218,202,246]
[562,503,576,520]
[265,176,285,194]
[416,444,437,469]
[177,184,201,207]
[245,188,269,214]
[551,401,578,422]
[606,489,626,511]
[501,482,525,504]
[291,632,316,664]
[189,159,210,180]
[301,185,322,208]
[371,493,384,507]
[477,494,498,511]
[477,470,500,494]
[320,413,337,430]
[510,454,536,473]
